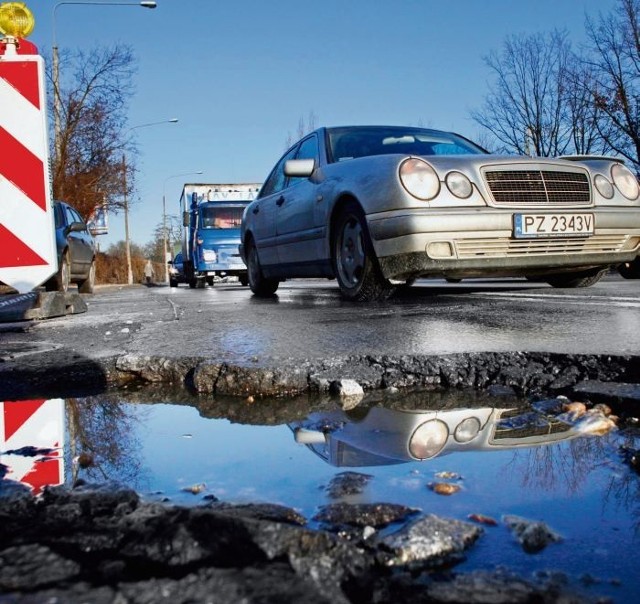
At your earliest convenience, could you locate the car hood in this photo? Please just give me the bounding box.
[420,153,596,173]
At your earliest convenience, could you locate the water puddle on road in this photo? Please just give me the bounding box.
[2,388,640,602]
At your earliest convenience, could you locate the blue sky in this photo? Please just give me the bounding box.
[28,0,617,249]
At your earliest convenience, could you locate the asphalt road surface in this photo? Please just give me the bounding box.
[0,274,640,396]
[125,274,640,363]
[1,273,639,380]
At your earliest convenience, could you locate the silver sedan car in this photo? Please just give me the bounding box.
[240,125,640,301]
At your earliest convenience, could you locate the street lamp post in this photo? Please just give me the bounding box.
[162,171,204,283]
[123,118,178,285]
[52,1,157,161]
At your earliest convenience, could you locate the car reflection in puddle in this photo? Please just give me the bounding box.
[1,391,639,601]
[289,401,594,468]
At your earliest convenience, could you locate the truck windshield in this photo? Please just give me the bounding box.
[200,207,244,229]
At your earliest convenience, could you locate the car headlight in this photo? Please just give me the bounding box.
[611,163,640,200]
[454,417,481,443]
[594,174,614,199]
[408,419,448,459]
[445,171,473,198]
[203,249,217,262]
[399,158,440,200]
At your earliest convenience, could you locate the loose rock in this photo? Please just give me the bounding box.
[503,514,562,553]
[377,513,483,567]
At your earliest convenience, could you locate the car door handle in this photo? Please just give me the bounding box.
[252,205,260,214]
[276,195,285,206]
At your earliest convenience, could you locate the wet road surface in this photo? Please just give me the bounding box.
[86,274,640,364]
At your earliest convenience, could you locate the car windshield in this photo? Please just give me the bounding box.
[328,126,486,162]
[200,206,244,229]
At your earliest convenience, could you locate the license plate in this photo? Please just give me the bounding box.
[514,213,594,238]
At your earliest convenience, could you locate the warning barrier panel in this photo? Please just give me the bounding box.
[0,398,65,495]
[0,38,56,293]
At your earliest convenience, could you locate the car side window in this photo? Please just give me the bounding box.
[260,146,298,198]
[288,135,319,183]
[63,206,75,227]
[68,207,86,228]
[296,135,318,163]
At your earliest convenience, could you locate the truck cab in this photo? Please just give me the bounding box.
[180,184,261,288]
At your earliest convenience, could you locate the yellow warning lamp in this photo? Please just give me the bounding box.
[0,2,35,38]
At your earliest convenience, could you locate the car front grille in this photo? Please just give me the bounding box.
[484,170,591,205]
[456,234,628,258]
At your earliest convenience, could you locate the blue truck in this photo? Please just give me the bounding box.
[178,183,261,288]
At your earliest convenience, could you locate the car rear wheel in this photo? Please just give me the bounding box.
[247,239,279,296]
[333,202,394,301]
[169,278,179,287]
[239,274,248,286]
[544,267,607,288]
[618,258,640,279]
[78,259,96,294]
[46,250,70,293]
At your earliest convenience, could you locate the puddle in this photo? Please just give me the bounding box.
[1,390,639,602]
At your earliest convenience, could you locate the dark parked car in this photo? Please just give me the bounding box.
[240,125,640,301]
[45,200,96,293]
[168,252,186,287]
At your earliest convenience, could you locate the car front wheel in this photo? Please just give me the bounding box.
[545,267,607,288]
[333,202,394,302]
[246,240,279,296]
[78,259,96,294]
[619,258,640,279]
[46,250,70,293]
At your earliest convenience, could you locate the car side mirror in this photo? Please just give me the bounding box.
[65,222,86,235]
[284,158,315,178]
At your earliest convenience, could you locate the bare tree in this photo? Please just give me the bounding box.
[66,397,146,486]
[584,0,640,169]
[472,30,602,157]
[285,110,318,149]
[564,58,612,156]
[144,215,182,263]
[45,45,137,220]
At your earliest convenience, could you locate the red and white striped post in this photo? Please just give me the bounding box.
[0,399,65,495]
[0,30,57,293]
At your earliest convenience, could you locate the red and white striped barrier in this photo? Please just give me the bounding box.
[0,37,56,293]
[0,398,65,495]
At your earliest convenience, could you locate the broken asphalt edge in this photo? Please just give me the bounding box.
[1,349,639,405]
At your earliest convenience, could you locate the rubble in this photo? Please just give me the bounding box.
[0,486,599,603]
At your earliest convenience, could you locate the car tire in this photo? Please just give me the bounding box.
[618,258,640,279]
[169,278,178,287]
[78,259,96,294]
[545,267,608,288]
[206,277,215,286]
[246,239,279,296]
[239,274,248,286]
[332,202,394,302]
[45,250,70,293]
